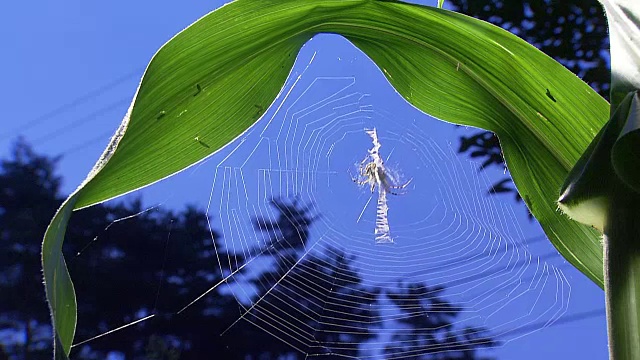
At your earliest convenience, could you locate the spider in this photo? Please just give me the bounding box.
[350,157,412,195]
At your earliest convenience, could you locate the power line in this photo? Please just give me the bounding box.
[402,234,560,282]
[60,130,113,156]
[435,249,564,290]
[1,67,143,140]
[495,308,605,340]
[32,97,129,145]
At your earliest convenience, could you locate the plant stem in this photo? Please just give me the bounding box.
[605,184,640,359]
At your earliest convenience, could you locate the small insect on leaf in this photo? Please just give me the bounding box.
[193,84,202,97]
[546,89,557,102]
[156,111,166,120]
[194,136,210,148]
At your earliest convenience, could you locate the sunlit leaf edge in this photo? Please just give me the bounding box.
[42,0,612,356]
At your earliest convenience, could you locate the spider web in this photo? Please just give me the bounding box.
[72,36,574,359]
[170,43,570,358]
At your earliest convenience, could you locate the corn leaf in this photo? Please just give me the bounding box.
[42,0,610,356]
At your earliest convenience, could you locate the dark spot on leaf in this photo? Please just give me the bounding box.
[193,84,202,97]
[254,104,264,119]
[546,89,557,102]
[156,111,166,120]
[194,137,210,148]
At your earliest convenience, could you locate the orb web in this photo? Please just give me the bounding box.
[175,54,573,358]
[68,43,574,359]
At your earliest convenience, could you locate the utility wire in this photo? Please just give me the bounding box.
[1,67,143,140]
[494,308,605,339]
[60,130,113,156]
[402,234,560,282]
[32,97,129,145]
[435,249,565,290]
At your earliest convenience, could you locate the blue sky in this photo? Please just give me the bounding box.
[1,0,608,359]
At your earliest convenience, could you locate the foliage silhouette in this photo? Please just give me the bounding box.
[385,282,496,360]
[0,139,239,359]
[0,138,61,359]
[250,197,496,359]
[247,197,378,358]
[3,141,495,359]
[452,0,609,208]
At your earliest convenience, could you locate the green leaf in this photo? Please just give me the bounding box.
[559,92,640,229]
[561,91,640,360]
[558,0,640,246]
[561,2,640,357]
[42,195,78,358]
[598,0,640,109]
[598,0,640,193]
[605,189,640,360]
[42,0,612,356]
[603,93,640,360]
[612,93,640,192]
[437,0,444,9]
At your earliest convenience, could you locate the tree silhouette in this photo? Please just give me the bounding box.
[66,201,235,359]
[2,142,495,359]
[245,197,379,359]
[248,198,495,359]
[385,282,496,360]
[0,140,238,359]
[452,0,609,208]
[0,138,61,360]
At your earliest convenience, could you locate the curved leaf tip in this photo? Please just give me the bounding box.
[611,91,640,193]
[558,91,640,231]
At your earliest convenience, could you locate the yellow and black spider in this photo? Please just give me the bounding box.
[350,157,411,195]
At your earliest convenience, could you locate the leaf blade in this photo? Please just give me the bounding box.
[42,195,78,358]
[43,0,614,356]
